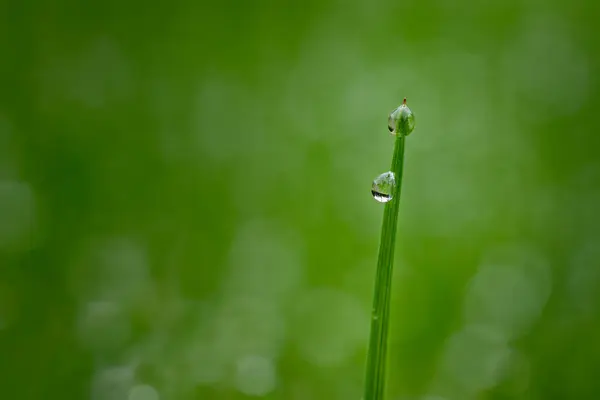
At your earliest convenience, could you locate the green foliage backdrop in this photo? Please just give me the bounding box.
[1,1,600,399]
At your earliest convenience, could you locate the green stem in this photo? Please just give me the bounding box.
[363,134,406,400]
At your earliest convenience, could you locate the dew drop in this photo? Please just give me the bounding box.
[371,172,396,203]
[388,98,415,136]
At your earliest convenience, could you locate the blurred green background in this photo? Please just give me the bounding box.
[2,0,600,399]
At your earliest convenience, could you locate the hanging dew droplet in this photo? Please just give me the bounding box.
[388,98,415,136]
[371,171,396,203]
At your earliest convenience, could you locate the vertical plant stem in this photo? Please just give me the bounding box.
[363,134,406,400]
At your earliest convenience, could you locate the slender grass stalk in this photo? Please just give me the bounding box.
[363,98,414,400]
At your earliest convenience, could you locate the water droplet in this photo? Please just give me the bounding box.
[388,98,415,136]
[371,172,395,203]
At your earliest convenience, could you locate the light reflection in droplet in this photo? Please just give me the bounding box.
[371,171,395,203]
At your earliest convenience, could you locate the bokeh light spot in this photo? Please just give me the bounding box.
[128,384,159,400]
[234,355,277,396]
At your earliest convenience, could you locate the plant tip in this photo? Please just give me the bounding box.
[388,98,415,136]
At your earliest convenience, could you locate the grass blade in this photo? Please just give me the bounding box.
[363,99,414,400]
